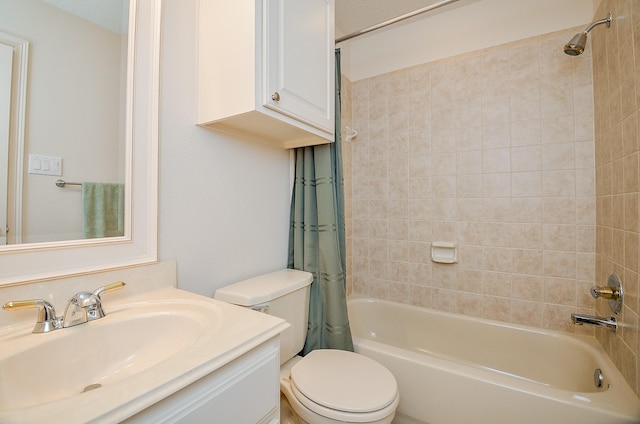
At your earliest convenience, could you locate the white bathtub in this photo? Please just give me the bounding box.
[347,297,640,424]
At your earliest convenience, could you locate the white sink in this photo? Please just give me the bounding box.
[0,288,287,423]
[0,300,218,410]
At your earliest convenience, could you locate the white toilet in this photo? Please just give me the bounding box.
[215,269,399,424]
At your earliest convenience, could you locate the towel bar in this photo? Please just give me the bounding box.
[55,179,82,188]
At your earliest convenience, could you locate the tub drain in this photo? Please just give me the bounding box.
[82,383,102,393]
[594,368,604,388]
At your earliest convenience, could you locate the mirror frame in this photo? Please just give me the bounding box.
[0,0,159,286]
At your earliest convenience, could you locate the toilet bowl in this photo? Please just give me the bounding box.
[214,270,399,424]
[280,350,398,424]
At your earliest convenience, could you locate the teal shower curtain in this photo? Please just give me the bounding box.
[288,49,354,354]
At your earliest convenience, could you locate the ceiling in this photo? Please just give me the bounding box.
[335,0,459,37]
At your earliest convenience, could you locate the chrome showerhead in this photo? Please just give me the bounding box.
[563,32,588,56]
[563,12,612,56]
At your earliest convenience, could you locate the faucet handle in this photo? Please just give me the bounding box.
[86,281,125,321]
[93,281,125,298]
[590,273,624,315]
[3,299,62,333]
[590,285,619,299]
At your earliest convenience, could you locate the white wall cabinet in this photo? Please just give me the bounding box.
[198,0,334,149]
[124,337,281,423]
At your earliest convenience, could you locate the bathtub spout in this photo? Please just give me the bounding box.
[571,313,617,331]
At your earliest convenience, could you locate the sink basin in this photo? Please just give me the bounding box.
[0,288,288,423]
[0,299,218,411]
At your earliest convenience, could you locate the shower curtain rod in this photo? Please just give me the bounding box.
[335,0,461,44]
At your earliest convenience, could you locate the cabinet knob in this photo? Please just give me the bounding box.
[271,92,280,102]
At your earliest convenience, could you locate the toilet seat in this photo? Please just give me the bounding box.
[288,349,399,422]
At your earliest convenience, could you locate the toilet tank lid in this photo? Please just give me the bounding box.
[214,269,313,306]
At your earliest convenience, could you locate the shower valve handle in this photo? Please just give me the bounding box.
[590,285,620,300]
[590,286,618,299]
[589,274,624,315]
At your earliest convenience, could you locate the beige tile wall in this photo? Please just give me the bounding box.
[344,28,599,334]
[592,0,640,396]
[342,0,640,399]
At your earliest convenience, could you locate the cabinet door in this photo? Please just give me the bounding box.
[264,0,334,135]
[123,338,281,424]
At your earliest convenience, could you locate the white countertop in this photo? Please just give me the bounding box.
[0,287,288,424]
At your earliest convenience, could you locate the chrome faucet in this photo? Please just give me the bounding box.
[571,313,617,331]
[3,281,125,333]
[63,282,125,327]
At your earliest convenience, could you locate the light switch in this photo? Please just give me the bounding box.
[28,154,62,176]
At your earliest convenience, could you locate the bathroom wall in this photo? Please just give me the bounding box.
[345,26,598,335]
[591,0,640,396]
[158,0,291,295]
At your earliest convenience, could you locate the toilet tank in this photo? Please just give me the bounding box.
[214,269,313,364]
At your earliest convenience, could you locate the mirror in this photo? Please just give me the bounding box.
[0,0,129,244]
[0,0,159,285]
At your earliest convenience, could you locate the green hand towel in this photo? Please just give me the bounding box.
[82,182,124,239]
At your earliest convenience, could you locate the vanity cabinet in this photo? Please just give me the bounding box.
[124,337,281,424]
[198,0,335,149]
